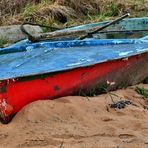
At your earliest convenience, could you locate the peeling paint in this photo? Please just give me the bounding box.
[122,58,129,61]
[119,51,133,56]
[54,85,60,91]
[0,82,7,93]
[0,98,13,118]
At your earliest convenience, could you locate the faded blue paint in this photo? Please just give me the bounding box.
[0,17,148,80]
[0,38,147,80]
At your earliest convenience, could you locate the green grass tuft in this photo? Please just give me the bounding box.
[104,0,120,17]
[135,86,148,99]
[0,39,8,48]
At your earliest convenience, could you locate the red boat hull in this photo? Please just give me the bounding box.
[0,53,148,122]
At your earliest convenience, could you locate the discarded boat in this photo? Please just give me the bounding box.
[0,16,148,123]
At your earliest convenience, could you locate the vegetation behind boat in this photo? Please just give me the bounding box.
[0,0,148,27]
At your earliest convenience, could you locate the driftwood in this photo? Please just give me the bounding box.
[28,27,96,42]
[21,13,130,42]
[21,23,101,42]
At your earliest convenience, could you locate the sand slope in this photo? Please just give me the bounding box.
[0,84,148,148]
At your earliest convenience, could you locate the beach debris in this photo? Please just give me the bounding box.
[109,100,132,109]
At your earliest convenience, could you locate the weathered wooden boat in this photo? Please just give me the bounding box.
[0,16,148,123]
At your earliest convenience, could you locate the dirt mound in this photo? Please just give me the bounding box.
[0,84,148,147]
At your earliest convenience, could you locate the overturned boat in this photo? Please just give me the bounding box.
[0,15,148,123]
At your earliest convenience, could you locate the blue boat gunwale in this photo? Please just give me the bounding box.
[0,38,148,54]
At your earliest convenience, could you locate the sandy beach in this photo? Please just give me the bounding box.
[0,84,148,148]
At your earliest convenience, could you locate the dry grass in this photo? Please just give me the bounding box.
[54,0,101,15]
[22,2,76,25]
[0,0,39,15]
[0,0,40,25]
[0,0,148,26]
